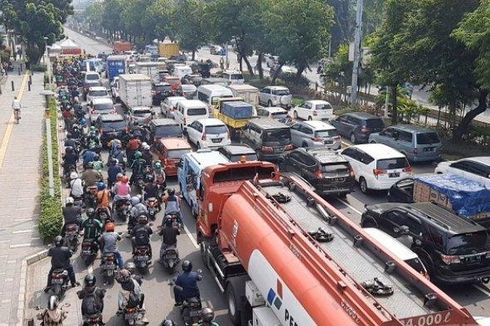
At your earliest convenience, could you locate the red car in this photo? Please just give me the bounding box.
[154,138,192,176]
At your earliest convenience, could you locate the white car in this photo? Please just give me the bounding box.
[186,118,231,149]
[259,86,292,108]
[341,143,413,194]
[89,98,115,124]
[160,96,186,118]
[435,157,490,188]
[291,100,334,121]
[290,120,341,149]
[256,107,288,120]
[87,86,110,104]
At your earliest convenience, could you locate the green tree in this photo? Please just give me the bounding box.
[100,0,124,40]
[265,0,334,81]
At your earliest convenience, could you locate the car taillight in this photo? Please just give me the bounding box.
[284,144,294,151]
[373,168,385,177]
[261,146,273,153]
[313,110,318,116]
[315,168,323,178]
[440,253,460,265]
[403,165,413,173]
[349,168,355,177]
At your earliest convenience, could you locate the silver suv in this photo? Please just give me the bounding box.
[259,86,292,108]
[290,120,341,150]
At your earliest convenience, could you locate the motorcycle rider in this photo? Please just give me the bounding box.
[77,274,106,325]
[82,147,98,169]
[36,295,68,326]
[61,197,82,236]
[81,162,103,188]
[128,195,147,233]
[69,172,84,201]
[164,188,182,225]
[131,215,153,259]
[107,158,124,188]
[92,153,104,172]
[96,181,112,217]
[113,174,131,204]
[143,174,160,207]
[110,143,127,169]
[99,222,124,269]
[62,146,78,176]
[174,260,202,306]
[141,142,152,166]
[45,236,80,292]
[159,216,180,260]
[81,208,103,252]
[130,151,147,185]
[126,134,141,165]
[115,269,149,324]
[153,160,166,191]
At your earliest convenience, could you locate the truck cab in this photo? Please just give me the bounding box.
[177,150,229,217]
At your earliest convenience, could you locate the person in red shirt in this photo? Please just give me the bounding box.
[126,135,141,166]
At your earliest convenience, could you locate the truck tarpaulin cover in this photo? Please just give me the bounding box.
[415,174,490,217]
[221,101,253,119]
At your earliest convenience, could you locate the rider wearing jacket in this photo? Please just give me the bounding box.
[61,197,82,236]
[107,158,124,188]
[45,236,79,292]
[174,260,202,306]
[81,208,103,251]
[77,274,105,322]
[81,162,103,188]
[130,151,147,185]
[131,215,153,258]
[99,223,124,269]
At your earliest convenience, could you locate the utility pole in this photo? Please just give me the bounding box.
[350,0,364,105]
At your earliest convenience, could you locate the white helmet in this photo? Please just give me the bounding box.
[70,172,78,180]
[142,142,150,150]
[65,197,74,205]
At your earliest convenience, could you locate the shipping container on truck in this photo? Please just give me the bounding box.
[118,74,152,109]
[106,55,128,81]
[196,160,478,326]
[227,84,260,108]
[135,61,167,78]
[159,39,180,58]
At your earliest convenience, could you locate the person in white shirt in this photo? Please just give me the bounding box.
[12,96,21,111]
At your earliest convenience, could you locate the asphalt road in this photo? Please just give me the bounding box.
[52,27,490,323]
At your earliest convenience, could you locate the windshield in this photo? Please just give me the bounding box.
[316,103,332,110]
[155,85,172,93]
[273,89,290,96]
[376,158,409,170]
[321,162,350,176]
[86,74,99,81]
[206,125,228,134]
[270,112,288,119]
[89,90,107,97]
[213,166,275,183]
[229,153,258,162]
[166,78,180,86]
[262,128,291,143]
[133,109,152,116]
[365,118,385,129]
[167,148,191,159]
[187,108,207,116]
[315,129,338,138]
[417,132,440,145]
[94,103,113,111]
[155,125,183,138]
[101,120,126,131]
[447,231,489,255]
[230,73,243,80]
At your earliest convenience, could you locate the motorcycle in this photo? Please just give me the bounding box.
[82,312,103,326]
[63,165,77,188]
[117,291,148,325]
[84,185,98,209]
[159,246,179,274]
[95,207,113,225]
[165,213,183,231]
[50,268,70,299]
[63,223,80,253]
[80,239,98,266]
[14,108,21,124]
[145,197,159,221]
[35,300,69,326]
[181,297,203,326]
[114,198,131,222]
[133,245,151,273]
[101,253,117,283]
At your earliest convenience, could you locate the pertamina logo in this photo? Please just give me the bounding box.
[267,279,299,326]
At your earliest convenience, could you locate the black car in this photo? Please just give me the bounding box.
[218,144,258,162]
[387,177,414,203]
[361,202,490,284]
[330,112,385,144]
[95,114,128,147]
[152,82,173,105]
[282,148,355,196]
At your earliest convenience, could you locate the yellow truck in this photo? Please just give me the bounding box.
[213,97,255,139]
[159,39,180,58]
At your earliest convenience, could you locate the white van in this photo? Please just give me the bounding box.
[173,99,209,130]
[174,65,193,79]
[223,70,244,84]
[197,85,234,107]
[363,228,428,278]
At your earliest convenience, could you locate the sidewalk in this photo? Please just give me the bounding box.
[0,71,48,325]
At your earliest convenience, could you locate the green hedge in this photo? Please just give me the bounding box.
[38,98,63,243]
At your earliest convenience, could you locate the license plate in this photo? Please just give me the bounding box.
[389,172,400,178]
[324,139,333,144]
[166,254,177,259]
[463,255,482,264]
[82,250,91,255]
[125,313,136,320]
[211,138,222,143]
[135,255,147,261]
[53,278,64,284]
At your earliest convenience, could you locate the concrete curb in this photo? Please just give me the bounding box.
[16,249,49,326]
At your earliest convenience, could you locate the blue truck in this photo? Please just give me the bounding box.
[106,55,128,81]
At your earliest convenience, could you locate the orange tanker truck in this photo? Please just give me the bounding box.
[195,159,478,326]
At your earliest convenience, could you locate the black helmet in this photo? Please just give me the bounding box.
[182,260,192,272]
[137,215,148,224]
[54,235,63,247]
[165,216,173,227]
[65,146,73,153]
[145,174,154,183]
[162,320,176,326]
[84,274,96,288]
[201,307,215,322]
[168,188,175,196]
[86,208,95,218]
[94,154,100,161]
[47,295,59,311]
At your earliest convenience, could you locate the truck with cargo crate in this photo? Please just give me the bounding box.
[213,100,255,139]
[118,74,152,109]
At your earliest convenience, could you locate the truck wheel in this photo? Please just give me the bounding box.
[359,177,369,194]
[308,116,312,121]
[226,284,241,326]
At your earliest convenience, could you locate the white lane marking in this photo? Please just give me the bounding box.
[12,230,33,234]
[182,223,199,249]
[336,198,363,215]
[474,284,490,297]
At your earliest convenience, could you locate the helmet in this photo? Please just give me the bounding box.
[47,295,59,311]
[84,274,96,288]
[74,96,79,103]
[142,142,150,150]
[86,208,95,218]
[130,196,140,206]
[116,269,131,283]
[116,173,124,181]
[94,154,100,161]
[110,158,118,165]
[145,174,154,183]
[134,151,142,159]
[162,320,176,326]
[65,197,74,205]
[105,222,115,232]
[182,260,193,272]
[97,181,106,191]
[54,235,63,247]
[154,161,162,170]
[165,217,174,227]
[65,146,73,153]
[168,188,175,196]
[122,175,129,183]
[86,161,94,169]
[201,307,215,322]
[137,215,148,224]
[70,172,78,180]
[90,126,96,131]
[124,261,136,275]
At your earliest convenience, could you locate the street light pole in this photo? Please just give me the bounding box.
[350,0,364,105]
